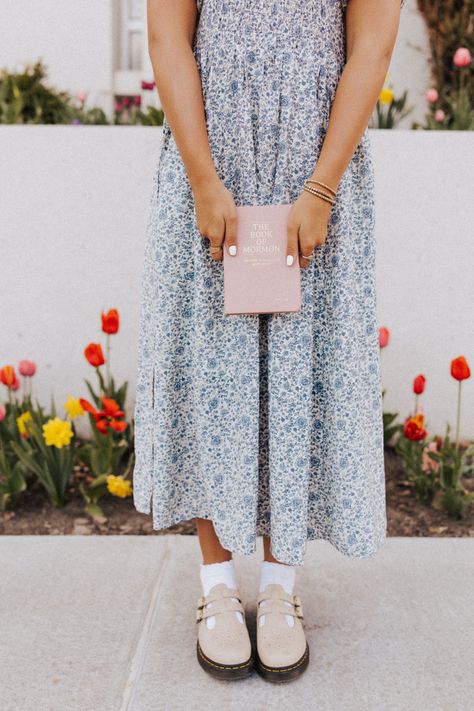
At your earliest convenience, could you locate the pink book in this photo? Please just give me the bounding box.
[223,204,301,315]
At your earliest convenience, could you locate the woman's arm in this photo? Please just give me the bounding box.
[288,0,402,268]
[147,0,237,260]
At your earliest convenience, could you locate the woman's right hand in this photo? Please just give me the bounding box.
[193,177,238,261]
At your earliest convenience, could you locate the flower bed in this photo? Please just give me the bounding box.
[380,327,473,519]
[1,310,473,532]
[0,309,134,521]
[1,449,473,537]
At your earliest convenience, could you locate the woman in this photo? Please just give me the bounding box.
[133,0,403,683]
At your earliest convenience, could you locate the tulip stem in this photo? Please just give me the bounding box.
[106,335,111,392]
[455,381,462,453]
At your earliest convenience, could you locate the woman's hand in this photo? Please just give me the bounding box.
[194,178,238,261]
[287,190,333,269]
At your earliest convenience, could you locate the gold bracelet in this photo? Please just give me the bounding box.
[305,179,337,198]
[304,185,335,203]
[303,179,337,204]
[303,185,335,206]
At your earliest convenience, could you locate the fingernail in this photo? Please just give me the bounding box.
[286,255,294,266]
[229,245,237,256]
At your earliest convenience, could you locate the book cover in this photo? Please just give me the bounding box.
[223,204,301,315]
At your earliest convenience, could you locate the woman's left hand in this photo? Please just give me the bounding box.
[287,190,333,269]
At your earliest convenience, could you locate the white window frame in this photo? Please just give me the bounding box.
[119,0,146,71]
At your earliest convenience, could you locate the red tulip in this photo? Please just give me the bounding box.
[79,398,98,415]
[19,359,36,377]
[134,95,142,107]
[450,356,471,382]
[101,396,124,418]
[0,365,16,387]
[403,413,428,442]
[84,343,105,368]
[379,327,390,349]
[11,377,20,391]
[80,396,127,435]
[0,404,6,421]
[413,374,426,395]
[102,309,120,335]
[109,419,128,433]
[95,418,109,434]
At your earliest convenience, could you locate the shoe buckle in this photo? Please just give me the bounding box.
[196,596,206,623]
[293,595,304,619]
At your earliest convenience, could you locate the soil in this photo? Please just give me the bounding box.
[1,449,473,538]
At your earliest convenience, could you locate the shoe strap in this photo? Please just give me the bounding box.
[257,598,301,619]
[257,589,304,620]
[198,585,241,606]
[196,597,245,623]
[257,585,295,606]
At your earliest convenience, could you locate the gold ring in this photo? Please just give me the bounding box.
[301,251,315,260]
[209,245,222,253]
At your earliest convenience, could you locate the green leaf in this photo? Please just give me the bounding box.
[10,463,27,495]
[84,502,107,524]
[84,379,100,407]
[89,473,109,490]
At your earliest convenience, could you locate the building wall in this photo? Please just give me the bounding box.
[1,0,431,123]
[1,0,116,113]
[0,126,473,437]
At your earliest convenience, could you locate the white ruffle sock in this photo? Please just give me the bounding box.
[259,560,297,628]
[200,559,244,629]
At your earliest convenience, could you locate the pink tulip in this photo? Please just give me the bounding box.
[77,90,87,103]
[19,359,36,377]
[453,47,471,68]
[425,88,438,103]
[124,97,131,108]
[134,95,142,107]
[115,102,123,113]
[141,80,155,91]
[435,109,445,123]
[0,404,6,421]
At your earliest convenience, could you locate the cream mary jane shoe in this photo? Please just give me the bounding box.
[196,583,253,680]
[256,583,309,682]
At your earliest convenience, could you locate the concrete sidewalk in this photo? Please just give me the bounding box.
[0,536,472,711]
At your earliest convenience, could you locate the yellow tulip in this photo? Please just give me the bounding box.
[379,87,394,105]
[43,417,73,449]
[17,411,32,436]
[107,475,133,498]
[64,395,85,419]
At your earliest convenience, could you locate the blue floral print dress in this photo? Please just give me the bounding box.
[133,0,403,565]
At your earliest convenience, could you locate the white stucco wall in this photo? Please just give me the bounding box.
[1,0,431,124]
[0,126,473,438]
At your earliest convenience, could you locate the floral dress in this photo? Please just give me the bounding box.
[133,0,404,565]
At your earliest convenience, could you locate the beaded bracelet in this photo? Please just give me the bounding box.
[305,179,337,198]
[303,184,335,206]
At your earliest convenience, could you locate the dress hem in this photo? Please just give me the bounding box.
[134,500,387,567]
